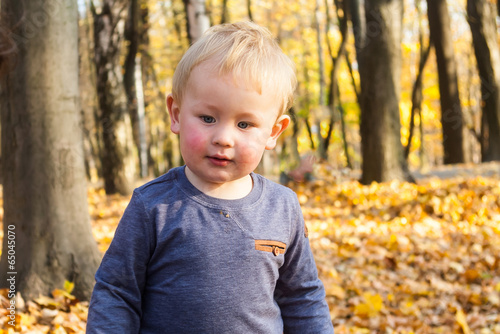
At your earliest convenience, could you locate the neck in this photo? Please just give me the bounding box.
[184,168,253,200]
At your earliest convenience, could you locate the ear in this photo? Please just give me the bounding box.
[265,115,290,150]
[167,94,181,134]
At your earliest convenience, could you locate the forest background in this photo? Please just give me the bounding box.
[0,0,500,332]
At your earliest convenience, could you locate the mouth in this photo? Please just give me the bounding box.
[208,155,232,166]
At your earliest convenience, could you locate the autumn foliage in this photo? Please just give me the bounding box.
[1,164,500,333]
[296,165,500,333]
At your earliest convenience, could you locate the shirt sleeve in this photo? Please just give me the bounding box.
[86,190,154,334]
[275,196,334,334]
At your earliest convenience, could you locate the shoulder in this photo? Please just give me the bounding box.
[133,166,186,206]
[253,173,300,207]
[252,174,306,242]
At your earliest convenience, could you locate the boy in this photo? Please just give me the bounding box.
[86,21,334,333]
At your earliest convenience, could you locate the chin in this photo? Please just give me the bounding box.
[209,173,246,184]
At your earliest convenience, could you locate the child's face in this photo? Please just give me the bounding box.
[167,62,289,194]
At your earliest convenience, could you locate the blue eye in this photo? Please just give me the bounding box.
[201,116,216,123]
[238,122,250,129]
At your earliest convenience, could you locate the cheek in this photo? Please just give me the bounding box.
[247,131,270,149]
[181,127,207,153]
[238,135,267,161]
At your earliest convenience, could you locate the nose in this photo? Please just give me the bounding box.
[212,125,235,147]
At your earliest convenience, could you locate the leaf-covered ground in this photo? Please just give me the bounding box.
[1,164,500,333]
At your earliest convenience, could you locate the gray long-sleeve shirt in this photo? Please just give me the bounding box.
[86,166,334,333]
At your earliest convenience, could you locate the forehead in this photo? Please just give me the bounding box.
[186,63,281,118]
[189,59,273,95]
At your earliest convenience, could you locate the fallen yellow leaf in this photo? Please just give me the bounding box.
[456,309,471,334]
[354,292,384,318]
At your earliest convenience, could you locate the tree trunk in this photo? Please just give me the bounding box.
[183,0,210,44]
[405,0,430,161]
[92,0,136,195]
[79,2,101,182]
[405,45,431,160]
[345,50,360,104]
[288,108,302,164]
[138,4,168,175]
[349,0,365,57]
[298,24,316,151]
[314,0,331,160]
[356,0,413,184]
[134,56,148,177]
[0,0,100,301]
[124,0,149,178]
[320,0,348,161]
[467,0,500,161]
[338,93,353,169]
[247,0,254,21]
[315,0,326,108]
[427,0,465,164]
[220,0,229,24]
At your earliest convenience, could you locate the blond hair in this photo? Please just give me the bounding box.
[172,21,296,117]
